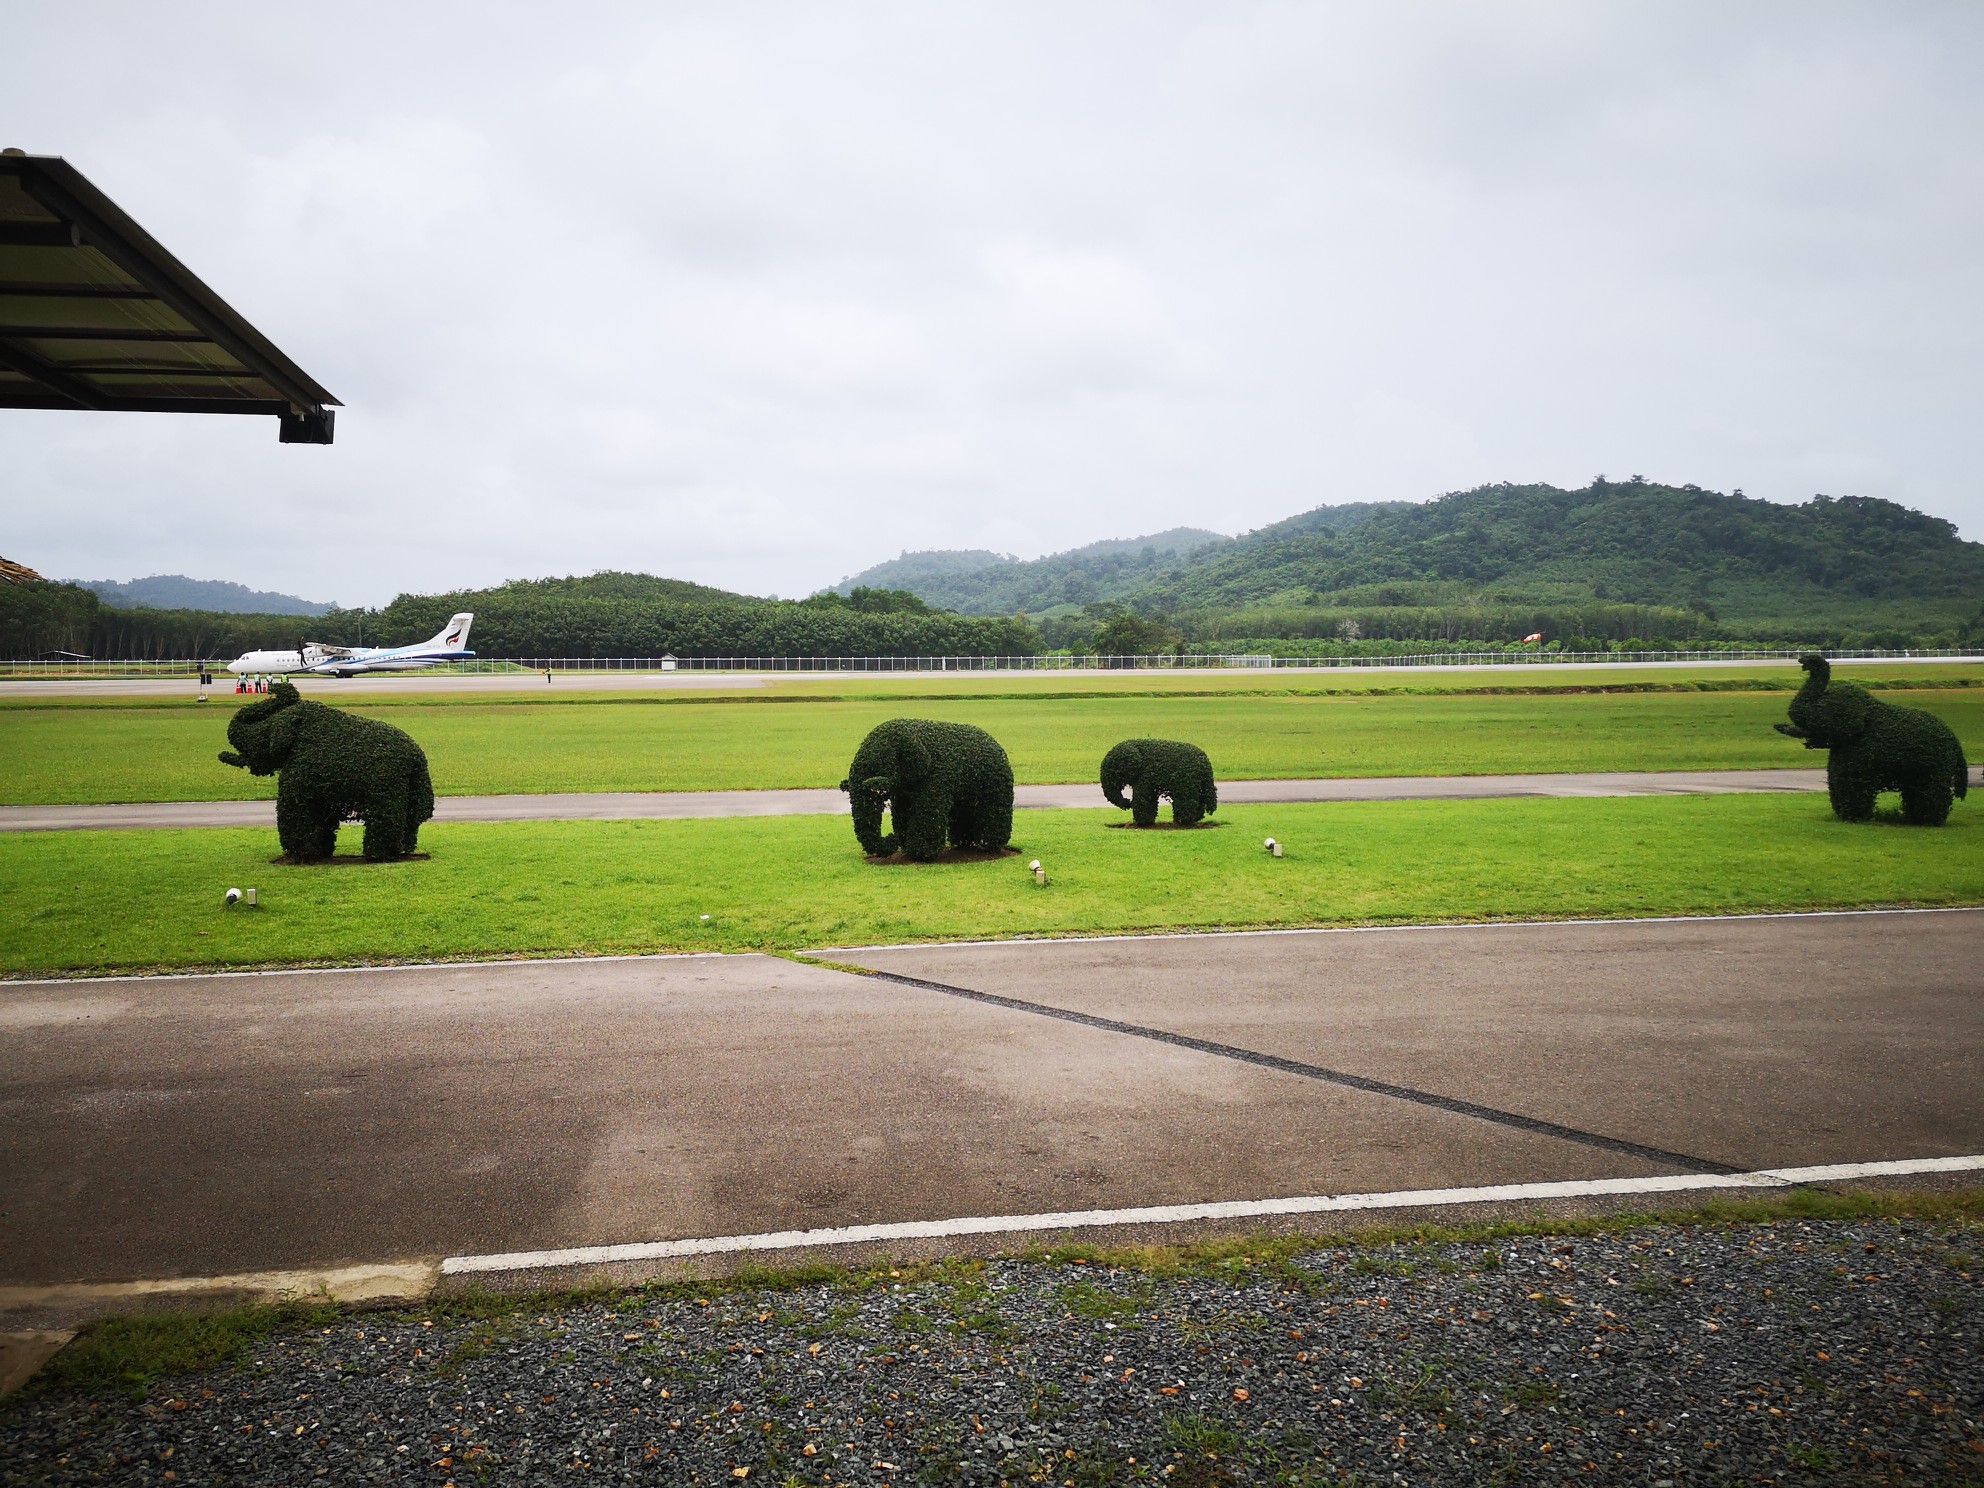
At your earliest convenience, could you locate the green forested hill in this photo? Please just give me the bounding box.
[838,528,1232,615]
[852,482,1984,647]
[1150,482,1981,621]
[327,572,1040,658]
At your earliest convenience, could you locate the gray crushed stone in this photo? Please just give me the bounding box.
[4,1217,1979,1486]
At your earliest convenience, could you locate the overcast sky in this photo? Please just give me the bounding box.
[8,1,1981,607]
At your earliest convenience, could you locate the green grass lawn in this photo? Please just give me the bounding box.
[3,794,1976,976]
[4,684,1980,805]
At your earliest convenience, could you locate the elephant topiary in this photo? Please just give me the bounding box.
[1774,654,1969,825]
[839,718,1014,861]
[1100,738,1218,826]
[219,682,435,859]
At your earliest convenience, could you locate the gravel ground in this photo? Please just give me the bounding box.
[5,1217,1980,1487]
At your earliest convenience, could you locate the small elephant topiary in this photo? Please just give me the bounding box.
[840,718,1014,861]
[1101,738,1218,826]
[219,682,436,859]
[1775,654,1969,825]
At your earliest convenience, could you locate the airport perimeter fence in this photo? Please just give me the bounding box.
[3,647,1979,678]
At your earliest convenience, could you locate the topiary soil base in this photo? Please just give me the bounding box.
[1104,819,1226,830]
[864,846,1022,866]
[270,853,433,866]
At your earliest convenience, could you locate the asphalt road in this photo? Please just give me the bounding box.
[2,910,1977,1312]
[0,767,1847,831]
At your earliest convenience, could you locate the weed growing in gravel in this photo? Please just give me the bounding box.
[431,1320,524,1378]
[1347,1254,1418,1278]
[941,1277,1017,1341]
[1056,1277,1152,1322]
[1786,1442,1837,1470]
[1502,1378,1562,1410]
[26,1303,341,1401]
[1362,1356,1457,1420]
[1160,1410,1245,1458]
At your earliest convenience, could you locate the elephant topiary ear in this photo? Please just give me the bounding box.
[1827,686,1877,740]
[898,735,932,783]
[267,709,302,761]
[862,774,892,796]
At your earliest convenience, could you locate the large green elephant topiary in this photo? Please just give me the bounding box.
[1774,655,1969,825]
[219,682,435,859]
[1100,738,1218,826]
[839,718,1014,861]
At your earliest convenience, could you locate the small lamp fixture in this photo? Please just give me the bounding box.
[224,886,241,906]
[1029,858,1046,886]
[1264,837,1283,858]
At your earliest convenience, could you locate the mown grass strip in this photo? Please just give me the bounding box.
[4,684,1980,804]
[2,794,1976,976]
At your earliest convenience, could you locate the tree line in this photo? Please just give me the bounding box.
[0,574,1041,660]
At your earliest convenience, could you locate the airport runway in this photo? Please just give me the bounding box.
[0,672,773,698]
[7,654,1978,699]
[3,909,1978,1317]
[0,767,1851,831]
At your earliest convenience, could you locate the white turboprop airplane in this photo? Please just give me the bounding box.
[227,613,475,678]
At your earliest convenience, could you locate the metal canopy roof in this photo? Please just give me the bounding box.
[0,151,339,443]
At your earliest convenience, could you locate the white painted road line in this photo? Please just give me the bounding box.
[439,1154,1984,1276]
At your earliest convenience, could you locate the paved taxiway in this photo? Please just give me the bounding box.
[3,910,1977,1311]
[0,767,1865,831]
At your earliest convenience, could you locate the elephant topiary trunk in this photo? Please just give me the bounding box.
[1101,738,1218,826]
[1774,655,1969,825]
[219,682,435,859]
[839,718,1014,861]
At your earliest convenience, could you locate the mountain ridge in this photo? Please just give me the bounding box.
[836,527,1232,614]
[833,482,1984,643]
[72,574,335,616]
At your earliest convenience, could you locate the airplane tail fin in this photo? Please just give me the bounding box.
[429,613,474,654]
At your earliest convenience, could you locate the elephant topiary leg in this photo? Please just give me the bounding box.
[897,790,952,861]
[1827,758,1878,822]
[850,795,895,855]
[408,757,435,835]
[1900,779,1954,827]
[277,783,337,859]
[1172,788,1207,827]
[957,791,1013,851]
[360,802,408,860]
[1131,786,1161,827]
